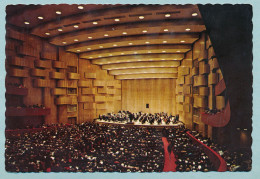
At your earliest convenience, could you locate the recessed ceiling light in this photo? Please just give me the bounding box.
[162,51,166,53]
[148,51,151,53]
[114,18,120,22]
[89,57,93,59]
[139,16,144,19]
[38,16,44,20]
[88,36,92,39]
[177,50,181,52]
[128,42,133,45]
[161,59,165,60]
[165,14,171,17]
[122,32,127,35]
[45,32,50,35]
[104,34,109,37]
[142,30,147,33]
[113,44,117,47]
[93,21,98,25]
[185,28,191,31]
[98,55,102,58]
[62,42,67,44]
[134,52,138,54]
[180,40,185,43]
[78,6,84,9]
[24,21,30,25]
[163,41,167,43]
[109,54,113,56]
[192,13,198,16]
[77,50,81,52]
[74,25,79,28]
[99,46,103,48]
[58,28,63,32]
[56,11,61,15]
[121,53,124,55]
[87,48,91,50]
[74,39,79,42]
[164,29,169,32]
[145,41,150,44]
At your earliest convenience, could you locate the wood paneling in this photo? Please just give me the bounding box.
[33,79,51,88]
[84,103,96,110]
[94,80,106,87]
[193,75,207,86]
[194,96,207,108]
[8,68,29,78]
[31,68,48,77]
[98,87,108,94]
[191,67,199,76]
[56,96,77,105]
[78,80,92,87]
[216,96,225,110]
[82,88,97,95]
[52,61,67,68]
[52,88,67,95]
[109,67,178,75]
[49,72,66,79]
[35,60,52,68]
[68,72,80,80]
[78,96,94,103]
[199,62,210,74]
[122,79,176,114]
[208,73,219,85]
[199,87,209,96]
[178,66,190,76]
[85,73,97,79]
[94,96,106,102]
[116,73,178,80]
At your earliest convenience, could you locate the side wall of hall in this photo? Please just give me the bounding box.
[5,26,121,128]
[175,32,225,140]
[122,79,176,115]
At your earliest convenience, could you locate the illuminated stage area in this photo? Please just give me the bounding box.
[95,119,184,127]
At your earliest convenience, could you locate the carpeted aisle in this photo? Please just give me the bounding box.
[162,137,177,172]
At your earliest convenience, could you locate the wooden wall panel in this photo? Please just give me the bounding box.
[122,79,176,114]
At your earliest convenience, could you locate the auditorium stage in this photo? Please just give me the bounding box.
[95,119,184,128]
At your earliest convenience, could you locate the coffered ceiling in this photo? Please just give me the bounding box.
[6,4,206,80]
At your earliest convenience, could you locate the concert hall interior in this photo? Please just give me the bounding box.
[5,4,252,172]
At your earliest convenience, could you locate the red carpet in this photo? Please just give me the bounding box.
[162,137,177,172]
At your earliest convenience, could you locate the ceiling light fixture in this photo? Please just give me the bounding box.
[78,6,84,9]
[98,55,102,58]
[128,42,133,45]
[109,54,113,56]
[185,28,191,31]
[99,46,103,48]
[180,40,185,43]
[145,41,150,44]
[62,42,67,44]
[121,53,124,55]
[192,13,198,16]
[148,51,151,53]
[74,25,79,28]
[114,18,120,22]
[93,21,98,25]
[122,32,127,35]
[87,48,91,50]
[164,29,169,32]
[88,36,92,39]
[45,32,50,35]
[139,16,144,19]
[165,14,171,17]
[24,21,30,25]
[74,39,79,42]
[163,41,167,43]
[58,28,63,32]
[142,30,147,33]
[104,34,109,37]
[113,44,117,47]
[89,57,93,59]
[38,16,44,20]
[176,50,181,52]
[77,50,81,52]
[56,11,61,15]
[134,52,138,54]
[162,51,166,53]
